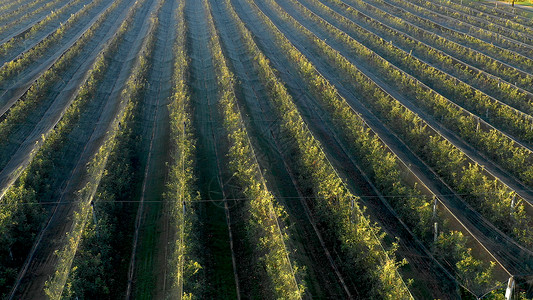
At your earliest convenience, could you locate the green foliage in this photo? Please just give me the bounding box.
[164,0,202,298]
[0,0,69,37]
[281,0,533,249]
[225,0,412,297]
[254,0,501,293]
[401,0,533,41]
[43,0,159,298]
[435,231,498,293]
[0,0,100,62]
[0,0,124,151]
[206,0,304,297]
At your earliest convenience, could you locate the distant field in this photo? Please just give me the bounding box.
[0,0,532,299]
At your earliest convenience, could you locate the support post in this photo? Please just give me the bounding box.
[432,196,437,219]
[505,276,515,300]
[434,222,438,242]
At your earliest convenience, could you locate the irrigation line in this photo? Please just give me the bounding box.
[126,0,176,296]
[249,71,355,297]
[191,0,242,291]
[266,114,355,299]
[162,0,183,297]
[13,188,533,206]
[8,113,533,125]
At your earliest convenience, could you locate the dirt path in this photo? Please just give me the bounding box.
[126,0,177,297]
[254,0,533,276]
[8,0,161,297]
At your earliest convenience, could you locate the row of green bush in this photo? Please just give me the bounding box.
[323,0,533,128]
[291,0,533,247]
[205,0,304,297]
[0,0,38,19]
[256,0,498,294]
[164,0,201,298]
[359,0,533,74]
[411,0,533,35]
[0,0,130,296]
[0,0,67,36]
[0,0,126,156]
[388,0,533,51]
[46,0,162,296]
[343,0,533,93]
[0,0,103,81]
[227,0,416,297]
